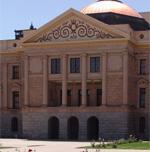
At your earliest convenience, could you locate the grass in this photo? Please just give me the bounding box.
[83,141,150,150]
[117,141,150,150]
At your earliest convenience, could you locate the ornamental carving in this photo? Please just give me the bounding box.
[36,18,116,42]
[137,78,148,87]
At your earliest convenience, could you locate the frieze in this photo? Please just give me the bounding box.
[35,18,117,42]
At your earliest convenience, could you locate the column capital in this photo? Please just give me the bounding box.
[123,50,129,55]
[24,55,28,60]
[62,54,68,58]
[43,55,47,60]
[102,52,107,56]
[82,53,87,57]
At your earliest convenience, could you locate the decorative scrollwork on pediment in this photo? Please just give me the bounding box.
[137,78,149,87]
[35,18,117,42]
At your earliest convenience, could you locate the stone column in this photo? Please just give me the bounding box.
[24,56,29,106]
[102,53,107,105]
[62,55,67,106]
[3,63,8,108]
[81,53,87,106]
[123,51,128,105]
[43,56,48,106]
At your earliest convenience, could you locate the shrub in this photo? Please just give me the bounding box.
[112,144,117,148]
[112,141,118,148]
[106,143,110,146]
[102,144,106,148]
[117,138,127,145]
[90,140,95,148]
[97,144,101,148]
[128,134,137,143]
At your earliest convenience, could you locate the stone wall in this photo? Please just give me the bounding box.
[132,112,149,140]
[1,112,22,138]
[128,54,137,106]
[22,111,130,140]
[106,75,123,105]
[29,76,43,106]
[1,110,149,140]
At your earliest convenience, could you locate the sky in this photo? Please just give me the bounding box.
[0,0,149,40]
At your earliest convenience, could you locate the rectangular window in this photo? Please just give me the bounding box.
[139,59,146,75]
[90,57,100,73]
[67,89,72,106]
[12,91,19,109]
[97,89,102,106]
[12,65,19,79]
[78,89,81,106]
[87,89,90,106]
[60,90,62,106]
[51,58,61,74]
[67,89,71,96]
[70,58,80,73]
[139,88,146,108]
[139,117,145,133]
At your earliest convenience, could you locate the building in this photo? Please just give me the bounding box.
[0,0,150,140]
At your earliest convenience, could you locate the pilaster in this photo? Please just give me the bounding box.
[102,52,107,105]
[123,51,128,105]
[62,54,67,106]
[24,56,29,106]
[43,55,48,106]
[81,53,87,106]
[3,63,8,108]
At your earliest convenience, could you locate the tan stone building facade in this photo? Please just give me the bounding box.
[0,0,150,140]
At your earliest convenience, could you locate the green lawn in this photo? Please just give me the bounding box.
[117,141,150,150]
[83,141,150,150]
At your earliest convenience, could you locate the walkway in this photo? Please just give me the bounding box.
[0,139,149,152]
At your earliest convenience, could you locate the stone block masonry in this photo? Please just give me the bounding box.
[22,111,130,140]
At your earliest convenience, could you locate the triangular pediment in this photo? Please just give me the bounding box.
[22,9,129,44]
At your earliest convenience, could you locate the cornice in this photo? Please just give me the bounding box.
[0,50,23,56]
[134,41,150,48]
[128,39,150,49]
[22,38,129,48]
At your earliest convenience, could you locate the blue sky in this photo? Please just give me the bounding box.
[0,0,149,40]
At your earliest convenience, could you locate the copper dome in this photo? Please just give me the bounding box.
[81,0,143,18]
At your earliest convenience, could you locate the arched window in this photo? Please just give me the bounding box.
[139,117,146,133]
[11,117,18,132]
[67,116,79,140]
[48,117,59,139]
[139,88,146,108]
[12,91,19,109]
[87,116,99,140]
